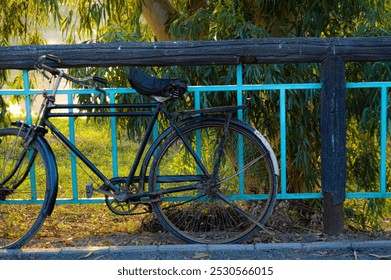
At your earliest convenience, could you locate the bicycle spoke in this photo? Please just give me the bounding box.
[212,113,232,180]
[218,153,268,184]
[213,190,274,235]
[161,194,208,211]
[0,128,25,179]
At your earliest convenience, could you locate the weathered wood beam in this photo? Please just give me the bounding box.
[321,55,347,234]
[0,37,391,69]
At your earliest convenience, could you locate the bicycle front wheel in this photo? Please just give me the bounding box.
[149,118,278,244]
[0,128,52,248]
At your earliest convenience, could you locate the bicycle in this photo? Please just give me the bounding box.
[0,54,279,249]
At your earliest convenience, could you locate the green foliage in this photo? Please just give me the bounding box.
[0,95,9,127]
[345,198,388,230]
[0,69,8,127]
[0,0,60,125]
[60,0,146,43]
[0,0,61,45]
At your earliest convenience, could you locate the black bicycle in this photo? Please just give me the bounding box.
[0,55,279,249]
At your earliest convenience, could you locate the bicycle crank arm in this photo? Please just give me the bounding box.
[85,183,127,201]
[214,191,274,236]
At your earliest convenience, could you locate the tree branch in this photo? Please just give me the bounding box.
[141,0,178,41]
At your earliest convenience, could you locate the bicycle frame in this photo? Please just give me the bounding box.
[20,86,246,203]
[44,101,160,195]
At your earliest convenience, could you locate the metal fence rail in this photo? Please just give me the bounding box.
[0,66,390,204]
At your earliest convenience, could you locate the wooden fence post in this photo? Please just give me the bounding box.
[321,55,346,234]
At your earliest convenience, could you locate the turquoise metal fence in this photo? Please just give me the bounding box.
[0,66,390,204]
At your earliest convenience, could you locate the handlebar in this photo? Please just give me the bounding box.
[34,54,107,86]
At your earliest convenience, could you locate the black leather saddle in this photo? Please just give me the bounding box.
[128,68,187,99]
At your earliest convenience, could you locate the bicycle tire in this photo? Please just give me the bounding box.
[148,117,278,244]
[0,128,53,248]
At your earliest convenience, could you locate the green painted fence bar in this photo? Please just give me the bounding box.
[22,70,37,200]
[109,91,119,178]
[67,91,78,201]
[0,67,390,204]
[279,88,287,199]
[381,86,388,196]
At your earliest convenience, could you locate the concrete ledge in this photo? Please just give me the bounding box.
[1,240,390,260]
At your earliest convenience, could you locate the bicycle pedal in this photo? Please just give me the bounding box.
[86,182,94,198]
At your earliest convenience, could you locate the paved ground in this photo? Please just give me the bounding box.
[1,240,390,260]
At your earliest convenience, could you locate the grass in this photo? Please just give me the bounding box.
[48,118,140,198]
[33,117,154,244]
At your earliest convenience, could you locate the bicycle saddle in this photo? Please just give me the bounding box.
[128,68,187,99]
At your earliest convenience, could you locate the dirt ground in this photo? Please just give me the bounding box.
[25,229,391,249]
[23,200,391,249]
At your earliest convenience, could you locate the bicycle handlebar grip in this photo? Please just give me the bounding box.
[35,54,61,76]
[93,76,107,86]
[45,54,61,63]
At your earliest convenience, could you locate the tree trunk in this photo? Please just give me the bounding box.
[141,0,178,41]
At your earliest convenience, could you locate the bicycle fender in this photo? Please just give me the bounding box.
[250,127,280,176]
[34,134,59,216]
[211,116,279,176]
[196,115,280,176]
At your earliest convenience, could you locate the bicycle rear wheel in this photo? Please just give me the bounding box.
[0,128,52,248]
[149,118,278,244]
